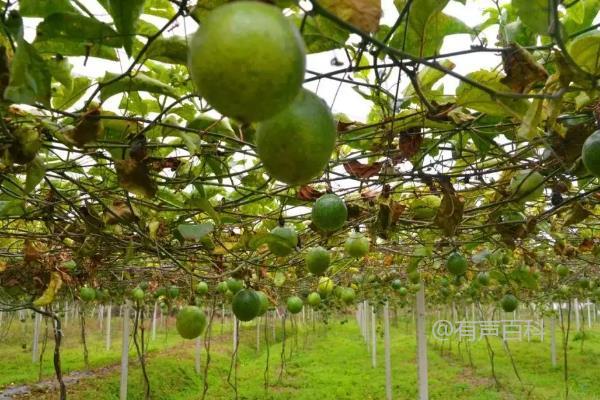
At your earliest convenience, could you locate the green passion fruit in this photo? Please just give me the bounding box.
[509,170,544,202]
[256,291,270,316]
[226,278,244,294]
[476,272,490,286]
[317,276,334,297]
[340,287,356,304]
[581,130,600,177]
[556,264,570,277]
[286,296,303,314]
[311,193,347,232]
[410,195,441,220]
[188,2,305,122]
[500,294,519,312]
[255,89,336,185]
[196,281,209,295]
[131,287,144,301]
[305,246,331,276]
[216,281,229,294]
[176,306,207,339]
[446,252,468,276]
[232,289,261,321]
[268,226,298,256]
[307,292,321,307]
[344,233,369,258]
[80,287,96,302]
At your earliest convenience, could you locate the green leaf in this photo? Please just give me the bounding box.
[391,0,470,57]
[156,188,185,208]
[19,0,78,17]
[146,36,188,64]
[176,223,214,241]
[297,14,350,54]
[455,70,529,117]
[25,158,45,193]
[4,38,51,106]
[52,76,91,110]
[273,270,286,287]
[36,13,123,48]
[563,0,600,36]
[105,0,146,56]
[46,55,73,89]
[34,39,118,61]
[100,72,178,101]
[568,31,600,75]
[187,196,221,224]
[0,200,25,217]
[144,0,176,18]
[403,60,455,101]
[247,233,293,251]
[512,0,550,35]
[517,98,543,139]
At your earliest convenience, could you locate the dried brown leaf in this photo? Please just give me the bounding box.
[321,0,382,33]
[501,43,548,93]
[434,192,464,237]
[115,158,157,198]
[297,185,324,201]
[343,160,382,179]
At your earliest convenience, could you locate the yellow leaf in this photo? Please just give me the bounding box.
[33,272,63,307]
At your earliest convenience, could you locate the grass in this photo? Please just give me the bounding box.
[0,305,231,388]
[41,316,504,400]
[2,308,600,399]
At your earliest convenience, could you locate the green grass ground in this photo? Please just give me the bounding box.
[2,310,600,399]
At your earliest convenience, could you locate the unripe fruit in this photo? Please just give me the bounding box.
[311,194,347,232]
[344,233,369,258]
[286,296,303,314]
[176,306,207,339]
[305,246,330,276]
[188,2,305,122]
[268,226,298,256]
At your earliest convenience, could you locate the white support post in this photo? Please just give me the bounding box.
[99,304,104,331]
[416,285,429,400]
[256,316,261,352]
[120,302,130,400]
[358,303,363,337]
[272,310,277,340]
[32,312,41,363]
[550,316,557,368]
[575,298,581,331]
[383,302,392,400]
[151,302,158,341]
[195,336,202,375]
[540,318,544,342]
[105,304,112,350]
[365,301,370,351]
[371,305,377,368]
[587,300,592,329]
[64,302,69,328]
[233,316,238,354]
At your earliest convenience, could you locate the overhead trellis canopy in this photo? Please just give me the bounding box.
[0,0,600,310]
